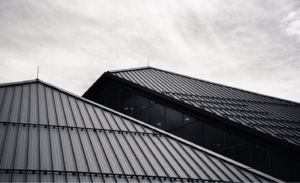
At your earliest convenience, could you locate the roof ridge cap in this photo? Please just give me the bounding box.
[109,66,150,73]
[0,79,39,87]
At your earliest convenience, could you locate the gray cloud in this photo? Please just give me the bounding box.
[0,0,300,102]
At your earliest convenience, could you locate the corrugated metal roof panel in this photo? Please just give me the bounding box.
[49,128,64,171]
[60,128,77,171]
[27,126,39,170]
[14,125,28,170]
[40,127,52,171]
[0,80,280,182]
[111,67,300,145]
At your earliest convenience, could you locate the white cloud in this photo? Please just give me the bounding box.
[0,0,300,102]
[281,11,300,41]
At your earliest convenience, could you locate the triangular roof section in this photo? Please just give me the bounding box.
[0,79,280,182]
[108,66,300,147]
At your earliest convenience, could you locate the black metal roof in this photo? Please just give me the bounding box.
[109,67,300,146]
[0,79,280,182]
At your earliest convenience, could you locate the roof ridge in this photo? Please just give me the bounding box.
[126,66,300,105]
[109,66,150,73]
[0,79,38,87]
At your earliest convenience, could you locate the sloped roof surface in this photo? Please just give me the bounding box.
[111,67,300,146]
[0,80,279,182]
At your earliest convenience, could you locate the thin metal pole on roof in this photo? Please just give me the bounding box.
[37,66,39,79]
[148,58,149,67]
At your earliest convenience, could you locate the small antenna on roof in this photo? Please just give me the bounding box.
[37,66,39,80]
[148,58,149,67]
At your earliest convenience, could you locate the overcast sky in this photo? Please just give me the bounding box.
[1,0,300,102]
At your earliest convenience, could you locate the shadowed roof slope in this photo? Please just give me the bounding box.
[110,67,300,146]
[0,79,280,182]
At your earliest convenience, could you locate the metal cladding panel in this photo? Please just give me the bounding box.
[94,107,111,129]
[45,87,58,126]
[78,130,101,173]
[68,96,85,128]
[88,131,112,174]
[0,86,14,122]
[111,67,300,145]
[29,84,38,124]
[41,173,53,182]
[104,175,117,182]
[50,128,65,171]
[60,128,77,171]
[143,126,153,134]
[0,126,18,169]
[69,130,89,172]
[242,170,262,182]
[60,93,76,127]
[117,177,130,183]
[13,126,28,169]
[122,118,137,132]
[131,121,146,133]
[66,173,79,182]
[159,136,199,179]
[26,172,40,182]
[112,115,129,131]
[38,83,48,125]
[97,131,123,174]
[11,172,26,182]
[9,85,22,122]
[76,100,94,128]
[0,80,280,182]
[0,88,6,112]
[151,136,188,178]
[223,162,253,182]
[91,175,105,182]
[133,135,167,177]
[142,135,178,177]
[194,150,230,181]
[79,174,92,183]
[180,143,221,181]
[167,138,210,179]
[106,132,134,175]
[54,173,67,182]
[115,133,144,175]
[208,156,241,182]
[103,110,120,130]
[0,172,11,182]
[19,84,30,124]
[0,124,7,160]
[27,126,39,170]
[40,127,52,171]
[52,89,68,126]
[123,134,156,176]
[85,103,102,129]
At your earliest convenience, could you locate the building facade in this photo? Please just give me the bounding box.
[0,80,280,182]
[83,67,300,182]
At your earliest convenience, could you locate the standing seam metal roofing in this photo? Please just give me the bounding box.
[0,79,281,182]
[110,67,300,146]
